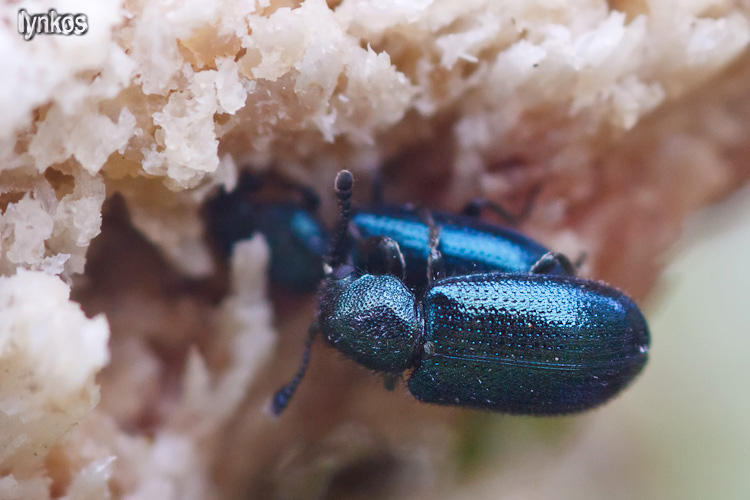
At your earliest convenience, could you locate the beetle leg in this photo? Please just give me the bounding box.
[574,252,587,270]
[270,324,318,416]
[530,252,576,276]
[358,236,406,281]
[234,169,267,194]
[296,185,321,212]
[462,183,543,226]
[370,169,385,203]
[383,373,399,391]
[462,198,518,226]
[421,209,443,286]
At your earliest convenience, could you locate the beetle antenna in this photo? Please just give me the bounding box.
[328,170,354,269]
[270,324,318,416]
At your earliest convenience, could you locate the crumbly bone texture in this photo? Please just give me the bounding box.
[2,0,750,498]
[0,270,109,498]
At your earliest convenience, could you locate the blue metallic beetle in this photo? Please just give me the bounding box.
[205,172,328,292]
[348,204,572,293]
[206,171,572,293]
[271,171,649,415]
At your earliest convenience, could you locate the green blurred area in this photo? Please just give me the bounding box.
[451,190,750,500]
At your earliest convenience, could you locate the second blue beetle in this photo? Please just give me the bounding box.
[205,172,328,292]
[349,204,572,292]
[206,170,572,293]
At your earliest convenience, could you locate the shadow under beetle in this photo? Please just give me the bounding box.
[205,170,573,294]
[271,171,649,416]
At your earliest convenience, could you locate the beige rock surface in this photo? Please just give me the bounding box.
[2,0,750,498]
